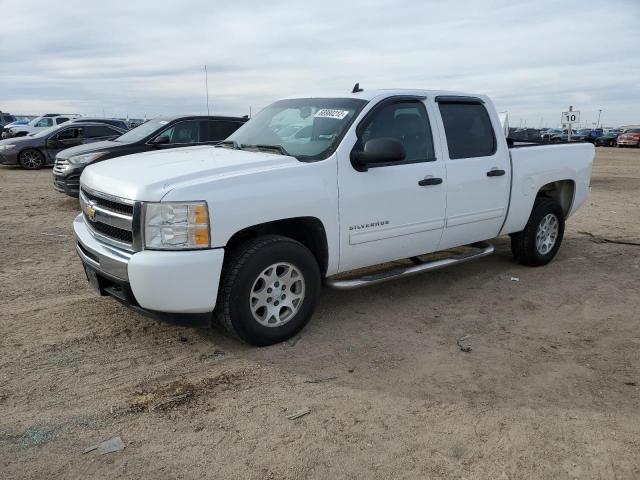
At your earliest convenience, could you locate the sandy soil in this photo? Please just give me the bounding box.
[0,147,639,480]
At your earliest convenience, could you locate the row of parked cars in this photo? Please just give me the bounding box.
[0,113,248,196]
[509,126,639,147]
[0,112,146,139]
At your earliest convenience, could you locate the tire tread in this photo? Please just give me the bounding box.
[216,235,310,343]
[511,197,564,266]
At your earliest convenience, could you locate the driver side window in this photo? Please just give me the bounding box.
[359,101,435,162]
[155,121,200,144]
[53,128,81,140]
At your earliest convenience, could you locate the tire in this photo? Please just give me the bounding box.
[18,149,45,169]
[217,235,321,346]
[510,197,565,267]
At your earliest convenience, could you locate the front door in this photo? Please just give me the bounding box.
[336,97,447,272]
[435,99,511,249]
[149,120,203,150]
[45,127,83,162]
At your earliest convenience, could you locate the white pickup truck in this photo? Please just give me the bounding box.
[74,88,594,346]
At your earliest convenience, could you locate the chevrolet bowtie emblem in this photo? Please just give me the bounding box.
[85,201,97,221]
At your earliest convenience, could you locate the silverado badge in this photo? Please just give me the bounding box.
[85,201,97,221]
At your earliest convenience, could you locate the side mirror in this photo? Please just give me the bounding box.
[46,138,60,148]
[152,135,170,145]
[351,138,406,172]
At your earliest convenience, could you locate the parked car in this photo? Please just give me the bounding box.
[571,128,594,143]
[540,128,563,143]
[0,122,126,169]
[72,88,595,346]
[508,128,541,142]
[617,128,640,148]
[0,111,16,127]
[53,115,247,197]
[594,131,619,147]
[0,113,18,137]
[4,114,81,138]
[72,118,130,131]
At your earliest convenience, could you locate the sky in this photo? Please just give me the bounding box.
[1,0,639,128]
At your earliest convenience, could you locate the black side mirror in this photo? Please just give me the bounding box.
[46,138,60,148]
[152,135,170,145]
[351,138,406,172]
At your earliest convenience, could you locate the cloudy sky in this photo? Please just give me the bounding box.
[2,0,639,127]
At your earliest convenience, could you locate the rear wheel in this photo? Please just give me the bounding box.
[217,235,321,346]
[18,149,45,169]
[510,197,565,266]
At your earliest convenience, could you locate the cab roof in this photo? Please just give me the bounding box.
[282,88,488,103]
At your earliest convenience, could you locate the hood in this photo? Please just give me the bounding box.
[0,134,38,146]
[80,145,300,201]
[57,140,122,158]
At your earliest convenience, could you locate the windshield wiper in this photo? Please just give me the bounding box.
[217,140,240,149]
[240,144,290,156]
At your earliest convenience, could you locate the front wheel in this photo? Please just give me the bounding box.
[216,235,321,346]
[18,149,45,169]
[510,197,565,266]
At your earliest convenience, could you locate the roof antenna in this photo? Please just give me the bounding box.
[352,82,363,93]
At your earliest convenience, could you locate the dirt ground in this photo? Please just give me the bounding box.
[1,147,639,480]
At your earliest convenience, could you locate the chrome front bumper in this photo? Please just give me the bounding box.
[73,214,131,281]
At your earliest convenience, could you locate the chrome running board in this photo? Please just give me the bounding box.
[326,242,494,290]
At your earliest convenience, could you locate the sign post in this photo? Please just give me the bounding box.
[561,107,580,142]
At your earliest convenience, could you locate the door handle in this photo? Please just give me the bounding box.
[418,177,443,186]
[486,169,506,177]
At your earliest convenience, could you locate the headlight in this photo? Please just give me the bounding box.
[68,151,107,165]
[0,144,16,151]
[143,202,210,250]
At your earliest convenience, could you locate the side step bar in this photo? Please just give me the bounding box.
[326,242,495,290]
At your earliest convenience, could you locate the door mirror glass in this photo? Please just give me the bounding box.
[352,138,406,171]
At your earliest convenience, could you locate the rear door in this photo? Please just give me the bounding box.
[435,98,510,249]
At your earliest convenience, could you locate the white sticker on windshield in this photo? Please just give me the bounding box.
[314,109,349,120]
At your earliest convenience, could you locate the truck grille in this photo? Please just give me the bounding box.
[79,187,138,251]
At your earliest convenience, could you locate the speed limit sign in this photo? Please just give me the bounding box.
[562,110,580,124]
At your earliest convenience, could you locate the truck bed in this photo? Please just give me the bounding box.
[500,142,594,235]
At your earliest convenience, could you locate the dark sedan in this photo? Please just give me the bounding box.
[52,115,247,197]
[594,131,621,147]
[0,122,126,169]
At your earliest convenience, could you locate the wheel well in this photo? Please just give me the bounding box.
[536,180,575,218]
[225,217,329,276]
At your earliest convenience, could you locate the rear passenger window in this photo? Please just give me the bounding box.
[84,125,120,138]
[206,121,242,141]
[439,103,496,159]
[55,117,69,125]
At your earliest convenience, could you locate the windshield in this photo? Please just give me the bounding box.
[113,119,168,143]
[227,98,367,160]
[626,128,640,134]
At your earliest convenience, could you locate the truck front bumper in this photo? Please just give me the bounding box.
[73,214,224,327]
